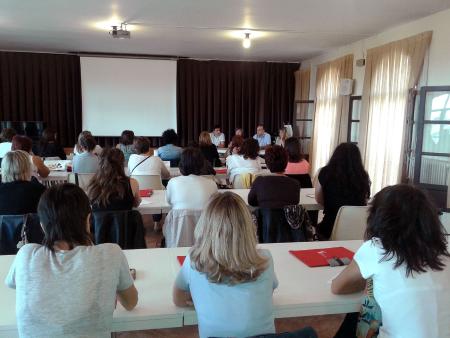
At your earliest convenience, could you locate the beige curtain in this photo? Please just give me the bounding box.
[311,55,353,175]
[294,68,311,101]
[360,31,432,194]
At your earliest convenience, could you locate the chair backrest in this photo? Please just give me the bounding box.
[257,208,306,243]
[90,210,146,249]
[0,214,44,255]
[131,174,164,190]
[232,172,258,189]
[162,209,203,248]
[67,173,95,192]
[330,206,369,241]
[286,174,313,188]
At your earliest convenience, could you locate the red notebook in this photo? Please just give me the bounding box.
[289,247,354,267]
[139,189,153,197]
[215,168,227,174]
[177,256,186,266]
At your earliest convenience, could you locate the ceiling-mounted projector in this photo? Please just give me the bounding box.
[109,24,130,39]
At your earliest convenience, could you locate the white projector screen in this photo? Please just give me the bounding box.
[80,57,177,136]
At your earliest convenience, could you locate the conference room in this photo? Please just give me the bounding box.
[0,1,450,338]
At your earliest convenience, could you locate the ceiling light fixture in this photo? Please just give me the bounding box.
[242,32,251,49]
[109,23,130,39]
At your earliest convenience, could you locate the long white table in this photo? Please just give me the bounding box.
[0,240,363,337]
[136,188,321,215]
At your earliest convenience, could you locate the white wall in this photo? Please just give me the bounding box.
[302,8,450,99]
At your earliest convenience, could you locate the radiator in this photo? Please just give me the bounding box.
[420,157,450,186]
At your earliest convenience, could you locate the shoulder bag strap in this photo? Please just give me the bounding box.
[130,156,151,176]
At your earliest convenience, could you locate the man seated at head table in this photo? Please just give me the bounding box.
[210,125,225,148]
[253,124,272,149]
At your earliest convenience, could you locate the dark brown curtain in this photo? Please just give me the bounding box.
[177,59,299,146]
[0,51,82,146]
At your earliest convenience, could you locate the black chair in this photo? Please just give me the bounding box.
[256,208,306,243]
[90,210,146,249]
[286,174,319,226]
[0,214,44,255]
[249,327,318,338]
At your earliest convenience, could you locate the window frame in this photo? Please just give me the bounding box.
[347,95,362,144]
[294,99,315,154]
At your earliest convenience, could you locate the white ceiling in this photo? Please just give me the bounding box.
[1,0,450,61]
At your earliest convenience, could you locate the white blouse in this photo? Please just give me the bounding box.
[226,154,262,183]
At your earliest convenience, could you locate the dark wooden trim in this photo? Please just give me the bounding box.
[347,95,362,143]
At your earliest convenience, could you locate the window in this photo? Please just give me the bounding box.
[294,99,314,156]
[347,96,361,144]
[413,86,450,210]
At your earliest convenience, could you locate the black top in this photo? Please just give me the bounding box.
[318,165,370,239]
[0,180,46,215]
[199,144,220,167]
[248,175,300,209]
[91,178,135,212]
[33,142,67,160]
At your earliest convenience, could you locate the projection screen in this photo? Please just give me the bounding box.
[80,57,177,136]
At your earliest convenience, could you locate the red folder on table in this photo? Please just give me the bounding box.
[177,256,186,266]
[215,168,227,174]
[289,247,354,267]
[139,189,153,197]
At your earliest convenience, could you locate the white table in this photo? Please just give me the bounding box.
[0,241,362,337]
[137,188,321,215]
[217,148,265,156]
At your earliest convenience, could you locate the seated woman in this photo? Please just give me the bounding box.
[284,137,310,175]
[88,148,141,211]
[73,130,102,156]
[32,127,66,160]
[116,130,136,164]
[166,147,218,210]
[315,143,370,240]
[72,134,100,174]
[198,131,220,167]
[157,129,183,163]
[0,150,46,214]
[5,183,138,337]
[332,184,450,338]
[173,192,317,338]
[226,138,262,186]
[11,135,50,178]
[248,145,300,208]
[0,127,16,158]
[225,134,244,157]
[128,136,170,179]
[275,126,287,147]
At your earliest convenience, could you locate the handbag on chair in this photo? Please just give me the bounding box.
[283,204,318,241]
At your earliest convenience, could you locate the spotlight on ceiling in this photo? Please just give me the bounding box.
[109,23,130,39]
[242,32,251,49]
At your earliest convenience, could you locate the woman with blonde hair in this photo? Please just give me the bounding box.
[198,131,220,166]
[173,192,276,337]
[0,150,46,214]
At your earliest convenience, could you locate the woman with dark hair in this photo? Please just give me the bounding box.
[198,131,220,166]
[5,183,138,337]
[116,130,136,164]
[72,133,99,174]
[88,148,141,211]
[332,184,450,338]
[248,145,300,208]
[226,138,262,186]
[275,127,287,147]
[33,127,66,160]
[0,127,16,158]
[73,130,102,156]
[11,135,50,178]
[284,137,310,175]
[315,143,370,239]
[128,136,170,178]
[225,135,244,157]
[157,129,182,162]
[166,147,218,210]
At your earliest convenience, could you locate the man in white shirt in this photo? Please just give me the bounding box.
[0,128,16,158]
[210,125,225,148]
[253,124,271,149]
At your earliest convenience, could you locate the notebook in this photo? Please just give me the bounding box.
[177,256,186,266]
[289,247,354,267]
[139,189,153,197]
[215,168,227,174]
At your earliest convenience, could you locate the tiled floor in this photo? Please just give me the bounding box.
[117,216,344,338]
